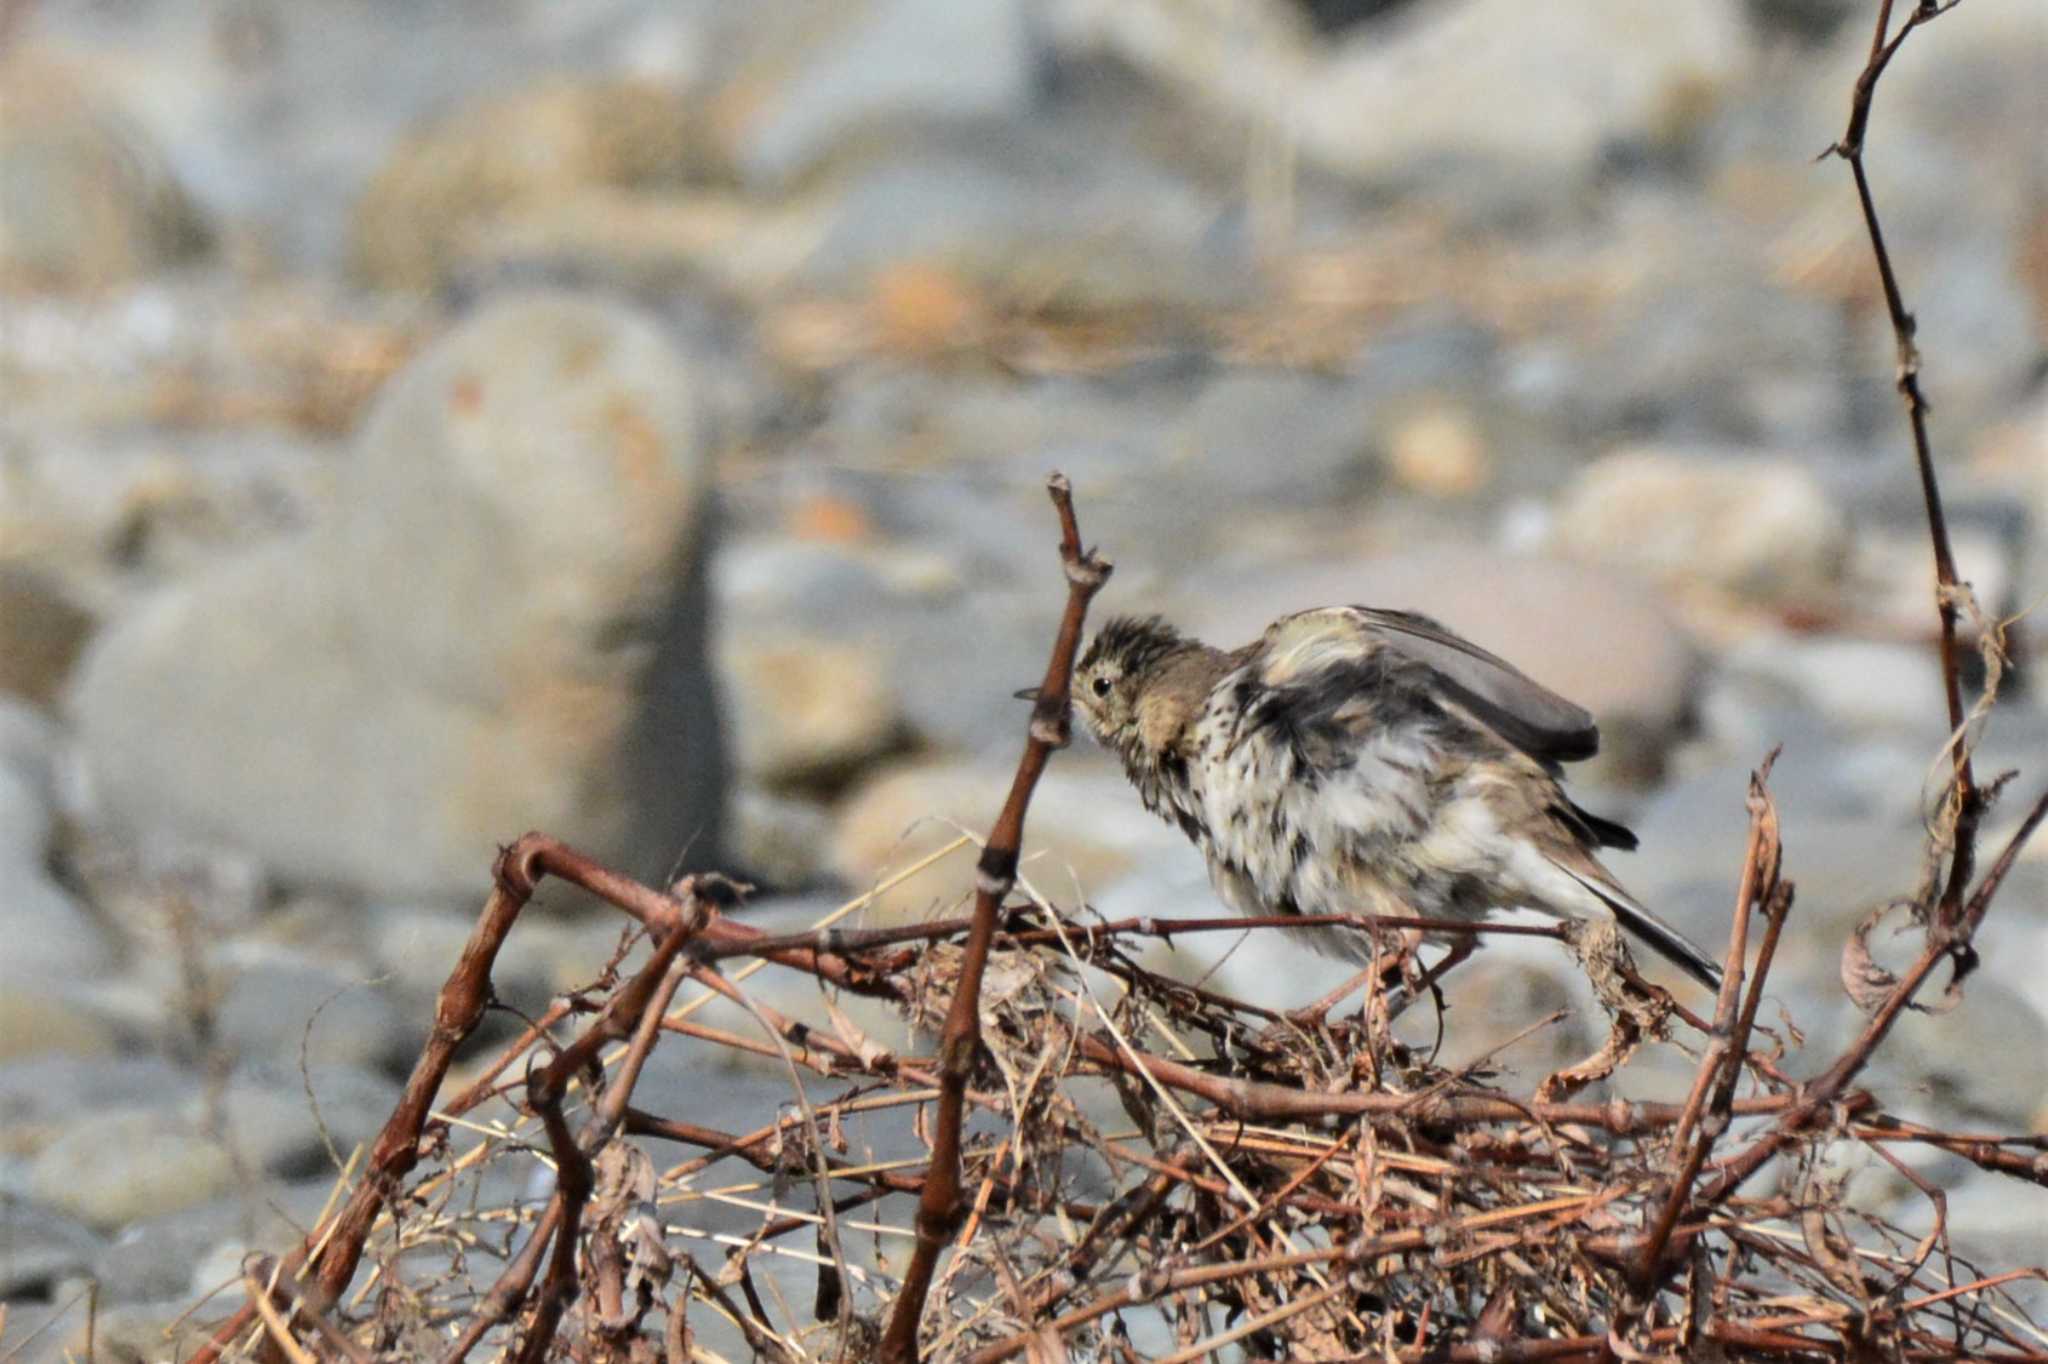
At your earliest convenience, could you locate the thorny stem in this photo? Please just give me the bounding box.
[878,474,1112,1363]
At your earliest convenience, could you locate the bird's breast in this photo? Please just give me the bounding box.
[1187,688,1442,916]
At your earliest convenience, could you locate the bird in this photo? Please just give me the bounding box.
[1069,606,1723,993]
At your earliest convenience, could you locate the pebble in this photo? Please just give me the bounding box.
[350,78,708,290]
[0,56,210,289]
[1050,0,1751,182]
[211,956,412,1073]
[713,0,1036,188]
[25,1108,238,1230]
[0,989,120,1064]
[721,635,903,788]
[1551,447,1852,614]
[189,1064,400,1180]
[0,709,118,989]
[729,787,837,890]
[0,1202,103,1299]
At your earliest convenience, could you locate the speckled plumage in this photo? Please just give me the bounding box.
[1073,607,1722,991]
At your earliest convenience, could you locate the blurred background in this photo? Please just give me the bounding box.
[1,0,2045,1352]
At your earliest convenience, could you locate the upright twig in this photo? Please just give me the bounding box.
[1633,756,1782,1293]
[1828,0,1982,931]
[878,473,1112,1363]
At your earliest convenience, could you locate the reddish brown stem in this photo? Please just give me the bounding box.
[1831,0,1981,929]
[878,473,1112,1363]
[1633,759,1781,1290]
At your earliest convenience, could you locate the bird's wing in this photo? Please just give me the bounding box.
[1254,606,1601,764]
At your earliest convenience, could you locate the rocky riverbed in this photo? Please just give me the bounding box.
[2,0,2045,1355]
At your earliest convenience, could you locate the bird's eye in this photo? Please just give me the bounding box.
[1091,675,1112,698]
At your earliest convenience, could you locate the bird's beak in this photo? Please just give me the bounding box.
[1013,686,1042,702]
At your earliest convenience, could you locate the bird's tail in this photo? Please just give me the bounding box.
[1558,865,1725,992]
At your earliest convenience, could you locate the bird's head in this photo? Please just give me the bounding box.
[1072,614,1190,754]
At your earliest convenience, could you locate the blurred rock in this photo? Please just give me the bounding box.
[1552,448,1852,614]
[1171,370,1380,507]
[0,565,96,708]
[1789,0,2048,434]
[0,1202,103,1299]
[0,58,210,289]
[213,956,411,1072]
[0,423,340,600]
[713,529,1058,757]
[1723,634,1950,734]
[0,989,120,1063]
[796,122,1246,311]
[0,1056,193,1160]
[71,293,725,900]
[1858,976,2048,1131]
[26,1108,237,1229]
[91,1178,336,1305]
[713,0,1035,187]
[1049,0,1750,184]
[730,787,835,889]
[833,757,1184,921]
[351,79,713,290]
[193,1065,399,1178]
[0,706,118,989]
[722,635,902,787]
[1186,549,1700,783]
[1385,403,1492,499]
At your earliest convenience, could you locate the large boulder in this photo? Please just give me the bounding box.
[71,293,725,900]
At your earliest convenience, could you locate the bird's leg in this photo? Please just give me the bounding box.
[1380,931,1479,1025]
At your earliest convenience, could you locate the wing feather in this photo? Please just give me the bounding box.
[1253,606,1601,765]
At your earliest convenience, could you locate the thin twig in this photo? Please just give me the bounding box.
[879,472,1113,1363]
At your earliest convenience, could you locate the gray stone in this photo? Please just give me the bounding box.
[0,988,121,1063]
[1170,370,1381,507]
[189,1065,399,1180]
[1049,0,1751,183]
[350,78,712,291]
[0,57,209,289]
[92,1178,335,1304]
[1855,976,2048,1131]
[0,1201,104,1299]
[717,0,1035,187]
[1723,635,1951,735]
[795,124,1246,311]
[0,726,118,989]
[721,634,903,788]
[1551,448,1853,615]
[71,292,726,901]
[212,958,412,1073]
[730,787,836,890]
[25,1107,238,1230]
[0,1058,194,1164]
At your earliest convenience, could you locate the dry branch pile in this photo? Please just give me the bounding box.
[176,6,2047,1361]
[180,463,2047,1364]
